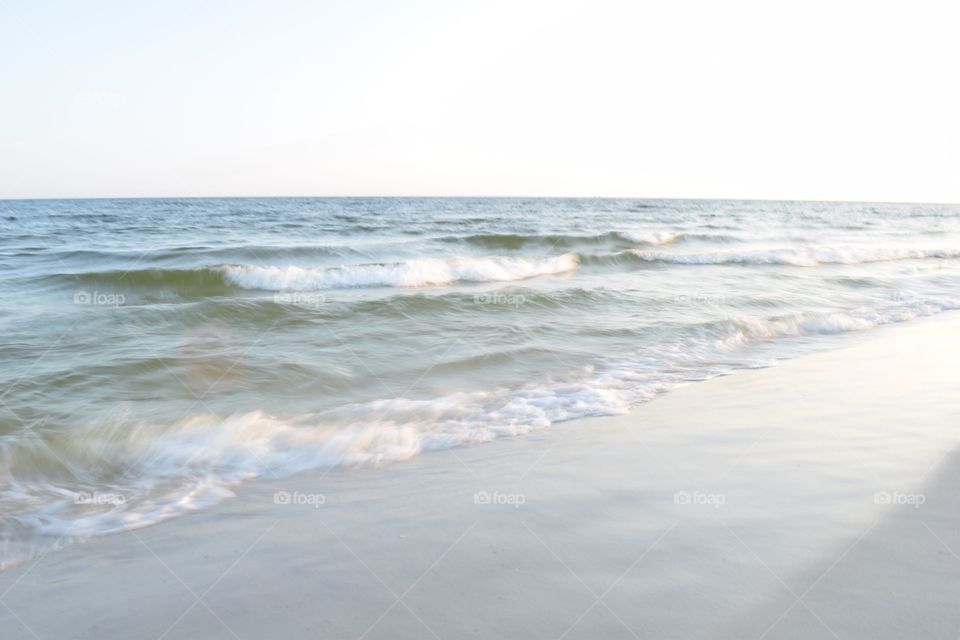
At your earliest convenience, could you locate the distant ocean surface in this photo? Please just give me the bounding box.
[2,197,959,567]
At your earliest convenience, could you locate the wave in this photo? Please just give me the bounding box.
[43,254,579,294]
[58,266,234,295]
[222,254,579,290]
[340,286,617,319]
[629,245,960,267]
[437,230,685,250]
[617,231,683,245]
[41,243,960,300]
[3,295,958,569]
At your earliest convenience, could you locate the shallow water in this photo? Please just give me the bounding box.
[1,197,959,567]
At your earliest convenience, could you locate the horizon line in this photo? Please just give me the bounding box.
[2,194,958,207]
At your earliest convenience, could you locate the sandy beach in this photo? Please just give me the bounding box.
[2,312,959,639]
[5,2,960,637]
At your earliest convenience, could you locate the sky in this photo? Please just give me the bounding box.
[2,0,959,202]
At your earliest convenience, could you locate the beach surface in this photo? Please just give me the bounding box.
[2,312,959,639]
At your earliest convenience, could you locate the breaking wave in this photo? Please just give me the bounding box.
[631,245,960,266]
[3,296,958,569]
[222,254,580,290]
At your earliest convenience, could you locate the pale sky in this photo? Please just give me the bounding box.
[2,0,959,202]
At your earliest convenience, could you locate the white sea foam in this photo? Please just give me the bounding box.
[633,246,960,266]
[222,253,579,290]
[618,231,683,245]
[4,296,958,565]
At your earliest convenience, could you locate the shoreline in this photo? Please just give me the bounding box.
[3,312,960,639]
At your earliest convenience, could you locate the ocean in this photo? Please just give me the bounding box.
[1,197,959,568]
